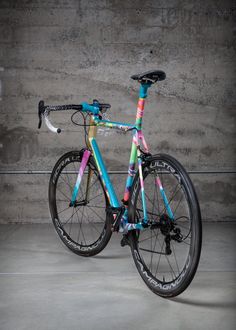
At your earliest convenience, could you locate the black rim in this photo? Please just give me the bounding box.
[132,160,194,286]
[51,155,108,250]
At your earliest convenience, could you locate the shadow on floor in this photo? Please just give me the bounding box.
[172,296,236,309]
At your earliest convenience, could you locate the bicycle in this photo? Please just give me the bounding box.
[38,70,202,298]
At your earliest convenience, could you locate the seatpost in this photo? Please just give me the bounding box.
[135,82,152,130]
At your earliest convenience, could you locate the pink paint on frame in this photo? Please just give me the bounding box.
[155,177,163,190]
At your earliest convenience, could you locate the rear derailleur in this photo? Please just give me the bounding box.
[150,214,183,255]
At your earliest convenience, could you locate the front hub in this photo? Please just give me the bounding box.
[69,200,87,207]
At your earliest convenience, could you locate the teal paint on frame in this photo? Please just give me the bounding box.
[139,82,152,98]
[90,138,120,208]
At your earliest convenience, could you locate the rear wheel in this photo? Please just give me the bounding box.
[129,154,202,297]
[49,150,112,256]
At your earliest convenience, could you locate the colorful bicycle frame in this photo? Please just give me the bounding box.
[70,82,174,233]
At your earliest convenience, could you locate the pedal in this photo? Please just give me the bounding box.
[106,206,124,232]
[120,235,130,247]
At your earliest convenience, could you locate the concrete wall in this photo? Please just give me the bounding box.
[0,0,235,223]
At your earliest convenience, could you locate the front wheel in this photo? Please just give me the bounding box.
[129,154,202,297]
[49,150,112,257]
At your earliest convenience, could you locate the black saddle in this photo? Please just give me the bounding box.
[131,70,166,83]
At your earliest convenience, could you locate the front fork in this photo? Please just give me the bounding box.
[70,116,97,206]
[70,149,91,206]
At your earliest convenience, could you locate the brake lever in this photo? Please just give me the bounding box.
[38,100,45,129]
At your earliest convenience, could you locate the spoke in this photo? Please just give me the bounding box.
[56,187,71,202]
[172,192,184,217]
[147,229,165,276]
[85,176,100,194]
[154,174,161,216]
[84,206,96,243]
[175,221,190,230]
[72,161,78,174]
[149,229,159,271]
[136,208,159,218]
[76,207,82,244]
[76,207,103,235]
[87,191,104,203]
[171,241,180,275]
[150,229,153,271]
[68,207,74,236]
[87,205,106,223]
[57,205,71,215]
[154,231,176,279]
[60,207,78,226]
[144,192,160,215]
[59,174,74,193]
[139,247,166,255]
[175,218,192,241]
[75,206,87,245]
[180,240,191,246]
[78,177,86,200]
[86,205,106,209]
[151,177,156,217]
[164,181,180,207]
[155,238,165,277]
[65,166,74,195]
[164,252,176,279]
[76,206,95,222]
[138,233,159,243]
[160,184,182,216]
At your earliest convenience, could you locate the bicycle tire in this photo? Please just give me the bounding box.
[128,154,202,297]
[49,150,112,257]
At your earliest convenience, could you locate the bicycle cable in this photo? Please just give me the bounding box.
[71,110,136,148]
[71,110,97,148]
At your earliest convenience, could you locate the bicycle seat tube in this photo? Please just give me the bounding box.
[123,82,152,204]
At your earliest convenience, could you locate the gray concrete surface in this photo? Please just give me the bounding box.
[0,222,235,330]
[0,0,235,223]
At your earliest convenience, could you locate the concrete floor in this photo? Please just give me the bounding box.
[0,223,235,330]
